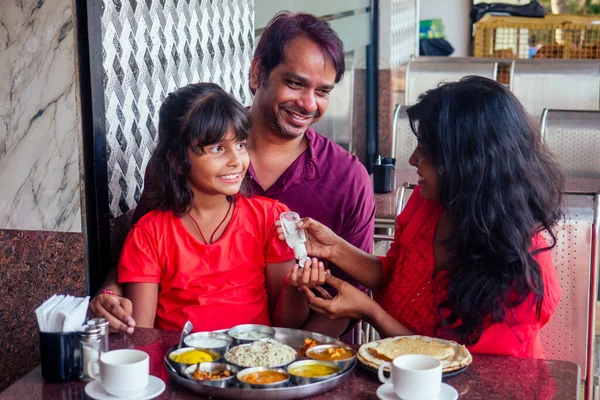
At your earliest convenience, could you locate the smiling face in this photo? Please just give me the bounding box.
[408,144,439,200]
[250,37,336,139]
[187,130,249,197]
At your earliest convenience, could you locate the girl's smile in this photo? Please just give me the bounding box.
[409,145,438,200]
[187,130,249,197]
[218,173,243,184]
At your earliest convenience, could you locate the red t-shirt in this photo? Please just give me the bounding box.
[377,186,561,358]
[118,195,294,332]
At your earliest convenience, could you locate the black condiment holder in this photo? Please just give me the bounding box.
[373,156,395,194]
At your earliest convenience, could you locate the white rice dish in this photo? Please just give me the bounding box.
[233,330,272,340]
[186,337,230,349]
[224,339,296,367]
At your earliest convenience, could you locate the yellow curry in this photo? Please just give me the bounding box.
[289,364,338,377]
[169,349,214,364]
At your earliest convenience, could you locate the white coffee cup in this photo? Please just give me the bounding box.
[88,349,149,397]
[378,354,442,400]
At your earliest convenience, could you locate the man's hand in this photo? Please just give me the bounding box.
[88,294,136,333]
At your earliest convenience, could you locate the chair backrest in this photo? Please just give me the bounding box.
[404,60,498,105]
[411,56,513,84]
[390,104,419,185]
[539,192,598,398]
[541,109,600,193]
[413,56,509,64]
[510,59,600,118]
[396,182,416,216]
[109,208,136,268]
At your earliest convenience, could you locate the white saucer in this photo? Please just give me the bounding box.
[377,382,458,400]
[84,375,166,400]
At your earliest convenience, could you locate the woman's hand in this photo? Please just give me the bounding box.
[300,274,374,321]
[275,217,340,260]
[88,294,136,333]
[284,258,328,288]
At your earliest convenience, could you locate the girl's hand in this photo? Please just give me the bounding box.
[284,258,328,288]
[300,274,373,320]
[275,217,340,260]
[88,293,136,333]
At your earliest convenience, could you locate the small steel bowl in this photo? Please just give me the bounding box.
[287,360,341,385]
[227,324,276,345]
[306,344,357,372]
[167,347,219,375]
[224,343,296,370]
[184,362,238,388]
[183,332,233,357]
[236,367,290,389]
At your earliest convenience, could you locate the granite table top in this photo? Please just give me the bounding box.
[0,328,580,399]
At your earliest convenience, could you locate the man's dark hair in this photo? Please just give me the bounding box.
[253,12,345,87]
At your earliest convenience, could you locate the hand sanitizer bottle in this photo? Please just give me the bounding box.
[280,211,311,268]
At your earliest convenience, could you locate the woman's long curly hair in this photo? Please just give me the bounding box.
[406,76,564,344]
[146,83,251,216]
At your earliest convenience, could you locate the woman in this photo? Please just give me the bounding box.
[118,83,326,332]
[282,76,563,357]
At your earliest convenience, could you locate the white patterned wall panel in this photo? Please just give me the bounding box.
[391,0,419,67]
[99,0,254,217]
[381,0,419,68]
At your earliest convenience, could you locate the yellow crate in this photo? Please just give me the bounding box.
[473,14,600,60]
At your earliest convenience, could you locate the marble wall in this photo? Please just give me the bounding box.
[0,0,81,233]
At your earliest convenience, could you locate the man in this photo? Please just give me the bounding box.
[90,11,375,340]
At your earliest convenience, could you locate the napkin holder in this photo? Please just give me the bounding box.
[40,331,80,382]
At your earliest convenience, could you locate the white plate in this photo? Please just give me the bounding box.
[376,382,458,400]
[358,335,472,373]
[84,375,166,400]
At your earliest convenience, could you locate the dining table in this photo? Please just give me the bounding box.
[0,328,581,399]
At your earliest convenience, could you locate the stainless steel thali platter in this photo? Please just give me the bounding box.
[164,327,356,399]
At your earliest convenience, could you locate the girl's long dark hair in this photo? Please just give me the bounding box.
[146,83,251,216]
[406,76,564,344]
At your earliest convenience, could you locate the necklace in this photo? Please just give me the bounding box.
[188,201,233,244]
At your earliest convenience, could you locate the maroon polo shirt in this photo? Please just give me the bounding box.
[133,127,375,286]
[245,128,375,281]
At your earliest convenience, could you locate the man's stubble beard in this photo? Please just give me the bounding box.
[272,115,307,139]
[271,103,320,140]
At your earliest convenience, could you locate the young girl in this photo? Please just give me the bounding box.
[284,76,564,358]
[118,83,325,332]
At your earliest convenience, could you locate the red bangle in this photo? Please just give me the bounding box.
[102,290,116,296]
